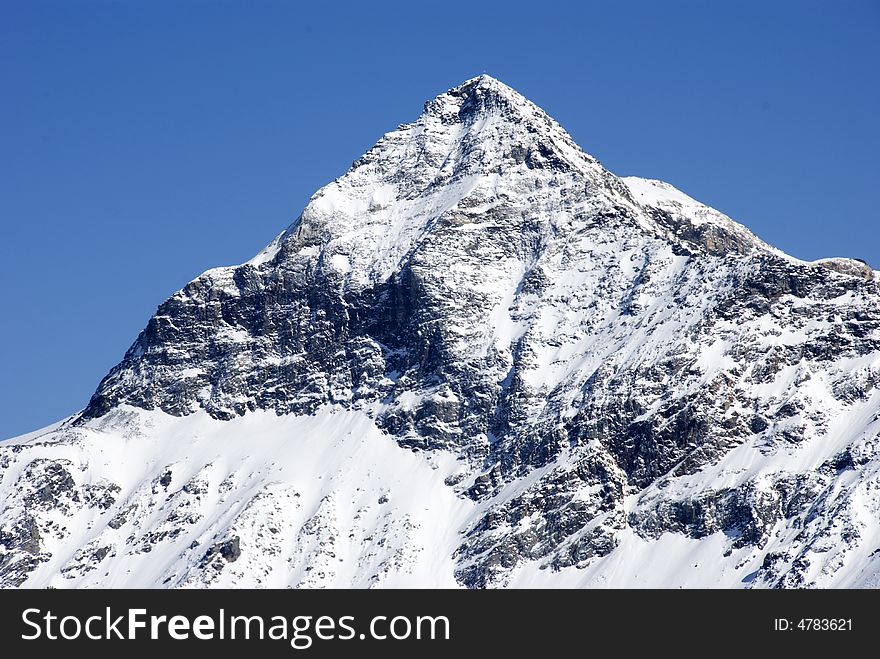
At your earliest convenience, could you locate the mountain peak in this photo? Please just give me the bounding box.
[423,74,546,127]
[6,76,880,591]
[454,73,519,97]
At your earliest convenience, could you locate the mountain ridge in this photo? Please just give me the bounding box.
[2,76,879,589]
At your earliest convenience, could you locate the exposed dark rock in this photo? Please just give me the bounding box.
[201,537,241,567]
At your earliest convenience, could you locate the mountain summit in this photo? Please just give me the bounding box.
[2,77,879,588]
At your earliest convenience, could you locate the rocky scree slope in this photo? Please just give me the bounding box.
[2,75,880,588]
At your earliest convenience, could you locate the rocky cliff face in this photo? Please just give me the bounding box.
[3,76,880,588]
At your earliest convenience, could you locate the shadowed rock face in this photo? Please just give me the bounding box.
[4,76,880,588]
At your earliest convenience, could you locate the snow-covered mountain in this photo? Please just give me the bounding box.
[3,75,879,588]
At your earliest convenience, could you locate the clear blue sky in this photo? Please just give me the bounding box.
[1,0,878,438]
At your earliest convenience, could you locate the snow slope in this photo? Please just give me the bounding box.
[2,407,469,588]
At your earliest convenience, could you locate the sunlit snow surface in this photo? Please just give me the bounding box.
[2,407,469,588]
